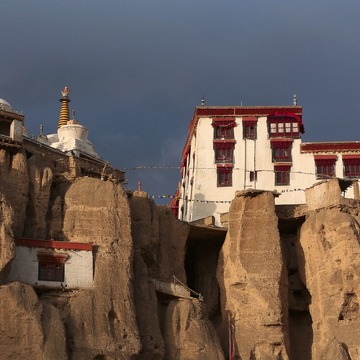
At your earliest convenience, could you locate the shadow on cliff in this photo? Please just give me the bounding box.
[279,218,313,360]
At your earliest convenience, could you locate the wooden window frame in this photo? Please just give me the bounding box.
[217,166,233,187]
[272,147,291,162]
[215,148,233,163]
[274,165,291,186]
[37,252,68,282]
[343,156,360,178]
[314,157,336,180]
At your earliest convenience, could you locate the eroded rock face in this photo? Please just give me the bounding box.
[60,178,141,359]
[0,194,15,276]
[0,282,67,360]
[217,190,289,359]
[163,299,224,360]
[24,154,53,239]
[0,149,28,237]
[298,207,360,359]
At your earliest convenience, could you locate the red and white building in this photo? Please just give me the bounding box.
[172,103,360,225]
[7,238,94,289]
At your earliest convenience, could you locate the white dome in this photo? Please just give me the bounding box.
[0,99,12,111]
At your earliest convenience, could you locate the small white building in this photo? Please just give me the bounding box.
[172,103,360,225]
[7,238,94,289]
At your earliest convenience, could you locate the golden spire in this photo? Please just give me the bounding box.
[58,86,71,128]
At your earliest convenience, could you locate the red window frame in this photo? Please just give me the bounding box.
[275,165,291,186]
[37,252,68,282]
[271,140,292,162]
[212,117,236,140]
[38,262,64,282]
[343,156,360,178]
[272,147,291,162]
[314,156,336,180]
[215,126,234,139]
[243,118,257,140]
[215,148,233,163]
[217,165,233,187]
[243,125,257,139]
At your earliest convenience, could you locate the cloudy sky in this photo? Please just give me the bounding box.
[1,1,360,202]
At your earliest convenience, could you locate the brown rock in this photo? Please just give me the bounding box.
[60,178,141,359]
[217,190,289,359]
[298,205,360,359]
[320,338,352,360]
[0,282,67,360]
[163,299,224,360]
[24,154,53,239]
[0,149,29,236]
[129,194,191,359]
[0,194,15,277]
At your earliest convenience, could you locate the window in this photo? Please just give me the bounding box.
[217,165,233,187]
[273,147,291,162]
[213,140,235,164]
[269,121,299,137]
[271,140,292,162]
[267,113,302,138]
[314,156,336,180]
[37,252,68,282]
[215,126,234,139]
[250,171,257,182]
[38,262,64,282]
[243,118,257,140]
[274,165,291,186]
[215,148,233,163]
[344,164,360,178]
[212,117,236,139]
[343,156,360,178]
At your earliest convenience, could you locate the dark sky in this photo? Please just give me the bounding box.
[1,1,360,202]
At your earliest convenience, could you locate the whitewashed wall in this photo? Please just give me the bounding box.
[7,246,93,289]
[179,115,360,226]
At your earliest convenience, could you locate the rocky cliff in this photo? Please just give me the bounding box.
[0,145,360,359]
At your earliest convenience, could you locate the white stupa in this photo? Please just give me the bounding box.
[41,87,100,159]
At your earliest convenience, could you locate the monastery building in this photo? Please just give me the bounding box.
[173,97,360,226]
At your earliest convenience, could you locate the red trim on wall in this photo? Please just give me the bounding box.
[270,139,293,149]
[342,155,360,160]
[37,252,69,264]
[302,142,360,153]
[15,238,93,251]
[314,156,337,166]
[314,155,337,160]
[343,156,360,165]
[211,117,235,122]
[274,164,292,171]
[242,117,258,126]
[196,106,302,117]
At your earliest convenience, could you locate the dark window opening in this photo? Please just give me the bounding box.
[343,157,360,178]
[314,157,336,180]
[316,164,335,179]
[250,171,257,182]
[217,167,232,187]
[273,147,291,162]
[243,125,257,139]
[275,166,291,186]
[215,126,234,139]
[38,262,64,282]
[215,148,233,163]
